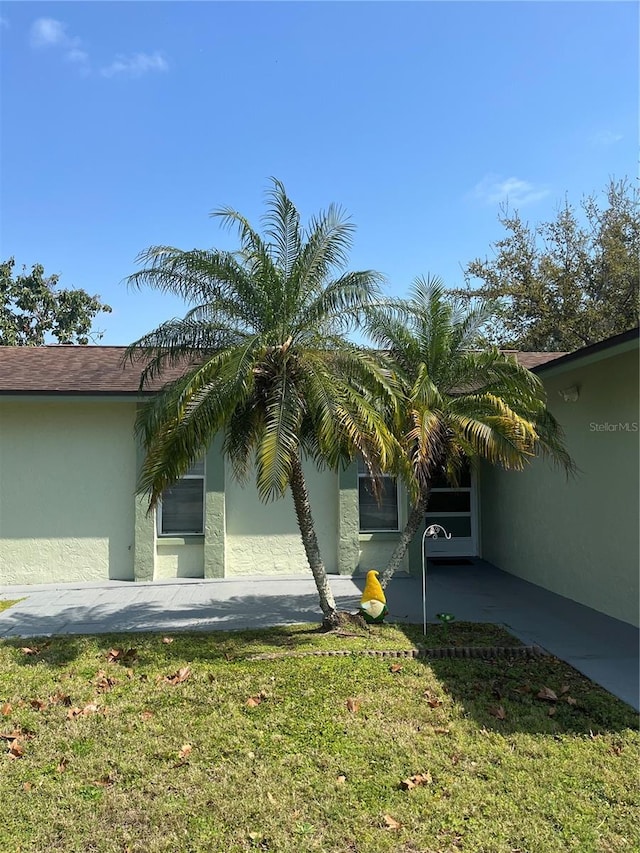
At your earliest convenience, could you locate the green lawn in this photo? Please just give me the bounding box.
[1,623,638,853]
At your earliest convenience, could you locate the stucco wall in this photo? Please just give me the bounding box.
[0,401,137,584]
[359,534,409,574]
[224,458,339,575]
[481,347,639,627]
[155,540,204,579]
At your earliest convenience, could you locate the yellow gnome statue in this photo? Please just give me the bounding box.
[359,570,388,624]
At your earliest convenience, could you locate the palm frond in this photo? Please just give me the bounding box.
[135,340,262,505]
[295,271,384,338]
[255,365,303,501]
[262,177,302,280]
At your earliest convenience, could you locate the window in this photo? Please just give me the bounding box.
[357,457,399,532]
[157,460,205,535]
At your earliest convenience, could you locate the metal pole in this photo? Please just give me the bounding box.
[421,527,428,637]
[421,523,452,636]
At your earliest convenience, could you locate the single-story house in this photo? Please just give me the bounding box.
[0,329,637,628]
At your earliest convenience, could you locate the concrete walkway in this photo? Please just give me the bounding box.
[1,560,638,710]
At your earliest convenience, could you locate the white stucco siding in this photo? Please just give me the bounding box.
[0,401,137,584]
[224,458,339,575]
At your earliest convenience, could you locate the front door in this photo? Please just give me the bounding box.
[424,465,478,557]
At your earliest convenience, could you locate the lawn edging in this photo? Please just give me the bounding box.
[249,644,549,661]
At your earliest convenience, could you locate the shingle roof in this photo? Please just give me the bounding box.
[529,327,639,373]
[0,345,567,395]
[506,351,569,370]
[0,346,187,394]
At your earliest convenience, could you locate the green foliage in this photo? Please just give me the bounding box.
[367,279,574,584]
[0,258,112,346]
[457,178,640,351]
[0,627,637,852]
[126,178,398,507]
[126,179,403,619]
[369,278,573,489]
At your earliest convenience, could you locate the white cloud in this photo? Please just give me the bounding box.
[30,17,89,68]
[100,52,168,78]
[30,17,69,47]
[66,48,90,64]
[471,175,550,207]
[29,18,168,80]
[591,130,623,146]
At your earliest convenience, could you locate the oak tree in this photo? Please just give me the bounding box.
[457,179,639,351]
[0,258,112,346]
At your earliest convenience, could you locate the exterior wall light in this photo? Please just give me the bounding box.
[559,385,580,402]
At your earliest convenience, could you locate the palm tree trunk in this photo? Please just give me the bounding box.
[289,452,339,627]
[379,493,429,589]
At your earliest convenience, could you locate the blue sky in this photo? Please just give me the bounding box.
[1,1,636,345]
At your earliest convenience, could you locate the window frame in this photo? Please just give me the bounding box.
[156,460,206,537]
[357,460,401,534]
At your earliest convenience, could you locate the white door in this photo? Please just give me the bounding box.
[424,465,478,557]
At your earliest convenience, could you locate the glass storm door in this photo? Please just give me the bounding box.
[424,464,478,557]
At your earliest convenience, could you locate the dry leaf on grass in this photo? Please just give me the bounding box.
[389,664,403,673]
[536,686,558,702]
[161,637,174,644]
[95,671,116,692]
[106,648,137,665]
[346,698,360,713]
[1,703,12,716]
[383,814,401,830]
[400,772,432,790]
[245,690,268,708]
[336,775,346,785]
[178,743,192,761]
[423,691,443,708]
[49,692,72,707]
[164,667,191,685]
[66,702,101,721]
[7,739,24,759]
[20,642,50,656]
[431,726,451,735]
[140,710,154,722]
[23,782,33,792]
[1,729,24,741]
[57,758,68,773]
[489,705,507,720]
[560,684,571,694]
[94,773,116,787]
[566,696,577,706]
[29,699,47,712]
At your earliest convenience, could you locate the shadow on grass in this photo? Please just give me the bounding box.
[394,623,640,736]
[1,567,638,735]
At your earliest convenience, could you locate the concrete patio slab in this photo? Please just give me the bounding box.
[1,561,638,710]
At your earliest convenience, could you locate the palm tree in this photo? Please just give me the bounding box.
[365,277,574,588]
[125,179,399,628]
